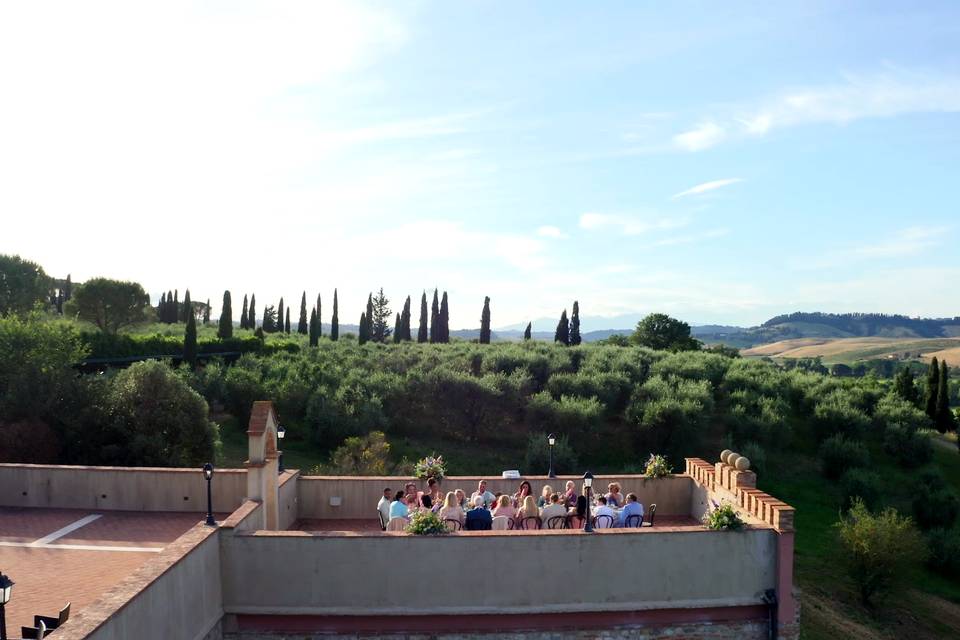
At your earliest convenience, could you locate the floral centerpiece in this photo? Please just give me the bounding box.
[644,453,672,478]
[703,503,744,531]
[413,455,446,481]
[406,510,448,535]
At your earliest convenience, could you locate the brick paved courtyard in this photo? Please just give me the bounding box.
[0,507,222,636]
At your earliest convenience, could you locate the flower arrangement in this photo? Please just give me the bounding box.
[704,503,745,531]
[644,453,672,478]
[413,455,446,481]
[406,510,448,535]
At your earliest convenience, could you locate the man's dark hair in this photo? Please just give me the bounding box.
[422,495,433,509]
[626,493,638,503]
[394,491,405,502]
[598,496,608,505]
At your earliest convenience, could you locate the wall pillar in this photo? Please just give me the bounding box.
[244,401,281,531]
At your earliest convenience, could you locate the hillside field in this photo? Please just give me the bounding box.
[742,337,960,366]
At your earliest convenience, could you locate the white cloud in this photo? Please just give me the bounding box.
[799,226,950,270]
[672,122,726,151]
[647,228,729,247]
[672,178,743,199]
[579,212,687,236]
[536,226,567,239]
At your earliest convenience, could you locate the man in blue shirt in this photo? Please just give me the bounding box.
[619,492,644,527]
[464,495,493,530]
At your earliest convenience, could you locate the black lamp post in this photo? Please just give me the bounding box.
[203,463,216,526]
[582,471,594,533]
[0,571,13,640]
[547,433,556,478]
[277,425,286,475]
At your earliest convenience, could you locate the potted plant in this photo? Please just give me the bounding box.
[703,503,745,531]
[644,453,672,478]
[414,455,447,481]
[406,510,448,535]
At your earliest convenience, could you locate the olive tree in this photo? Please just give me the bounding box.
[66,277,150,333]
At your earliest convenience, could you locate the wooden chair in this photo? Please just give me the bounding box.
[546,515,567,530]
[519,516,542,530]
[444,518,463,532]
[642,503,657,527]
[594,514,615,529]
[35,602,70,631]
[624,514,643,528]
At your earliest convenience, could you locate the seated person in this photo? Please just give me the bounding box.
[537,485,553,508]
[439,492,464,525]
[594,495,618,526]
[539,492,567,524]
[518,495,539,525]
[421,494,434,510]
[492,494,517,520]
[514,480,532,507]
[605,482,624,508]
[470,479,497,508]
[619,492,644,526]
[404,482,421,506]
[389,491,409,519]
[455,489,469,510]
[377,487,392,526]
[562,481,578,508]
[464,495,493,530]
[425,477,443,506]
[405,493,420,514]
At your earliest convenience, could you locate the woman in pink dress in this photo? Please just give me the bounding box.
[492,494,518,520]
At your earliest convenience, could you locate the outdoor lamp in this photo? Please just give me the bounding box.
[202,463,216,526]
[547,433,556,478]
[0,571,13,640]
[277,425,286,474]
[583,471,594,533]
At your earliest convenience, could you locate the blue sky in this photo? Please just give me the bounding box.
[2,1,959,329]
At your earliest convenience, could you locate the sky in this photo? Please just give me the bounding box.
[2,1,959,330]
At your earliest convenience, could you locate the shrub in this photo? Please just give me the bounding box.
[406,510,448,535]
[912,471,960,531]
[882,423,933,468]
[818,435,870,480]
[811,391,871,441]
[524,432,578,476]
[644,453,672,478]
[740,442,767,478]
[836,499,927,606]
[838,469,883,512]
[925,528,960,577]
[326,431,392,475]
[704,503,744,530]
[0,418,62,463]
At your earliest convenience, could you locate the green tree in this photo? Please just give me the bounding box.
[0,254,50,317]
[836,498,927,606]
[247,293,256,329]
[284,306,291,334]
[631,313,701,351]
[524,322,531,341]
[217,290,233,339]
[309,307,319,346]
[926,357,940,420]
[164,289,174,323]
[316,293,322,338]
[439,291,450,343]
[158,292,166,322]
[570,300,581,346]
[418,291,429,343]
[430,289,440,343]
[183,307,197,367]
[298,292,308,334]
[64,274,72,300]
[371,288,392,342]
[261,304,277,332]
[67,278,150,334]
[173,289,179,322]
[480,296,491,344]
[358,311,369,344]
[400,295,412,341]
[330,288,339,341]
[240,294,249,329]
[893,367,918,405]
[936,360,956,433]
[327,431,392,475]
[180,289,191,323]
[393,312,402,343]
[554,309,569,345]
[203,298,210,325]
[277,298,285,333]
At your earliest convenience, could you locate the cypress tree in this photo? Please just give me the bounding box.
[570,300,581,346]
[936,360,956,433]
[248,294,257,329]
[331,289,339,341]
[440,291,450,343]
[165,290,174,323]
[181,289,192,324]
[524,322,532,341]
[277,298,285,333]
[893,367,919,406]
[401,295,412,341]
[418,292,429,343]
[555,310,569,345]
[309,308,319,346]
[262,305,276,332]
[285,307,291,334]
[184,307,197,367]
[430,289,440,343]
[365,293,374,338]
[64,274,72,300]
[203,299,210,325]
[218,290,233,339]
[393,312,402,343]
[173,290,179,322]
[298,292,308,334]
[479,296,491,344]
[926,357,940,420]
[159,292,166,321]
[316,294,322,338]
[240,295,249,329]
[359,312,368,344]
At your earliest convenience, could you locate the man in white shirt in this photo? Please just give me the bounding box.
[594,495,618,528]
[539,492,567,526]
[470,479,496,508]
[376,487,392,529]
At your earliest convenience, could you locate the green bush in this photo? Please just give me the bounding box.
[836,498,927,606]
[811,391,871,441]
[406,510,448,535]
[524,432,578,476]
[818,435,869,480]
[838,468,883,512]
[925,528,960,577]
[882,423,933,468]
[912,471,960,531]
[703,503,744,530]
[644,453,672,478]
[739,442,767,478]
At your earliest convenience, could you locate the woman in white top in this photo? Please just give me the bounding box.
[438,491,464,525]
